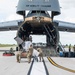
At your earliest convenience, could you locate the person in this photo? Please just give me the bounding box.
[56,46,59,53]
[23,37,32,52]
[27,44,33,63]
[29,35,32,42]
[73,45,75,52]
[37,48,43,62]
[73,45,75,57]
[32,48,39,62]
[69,44,71,52]
[68,44,71,57]
[16,45,23,63]
[16,36,26,63]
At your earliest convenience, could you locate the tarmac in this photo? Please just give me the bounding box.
[0,52,75,75]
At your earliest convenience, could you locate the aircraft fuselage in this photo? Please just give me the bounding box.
[25,11,52,27]
[17,10,59,47]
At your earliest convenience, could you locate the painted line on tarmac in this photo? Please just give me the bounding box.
[27,59,34,75]
[30,60,48,75]
[47,57,75,73]
[28,59,49,75]
[43,60,49,75]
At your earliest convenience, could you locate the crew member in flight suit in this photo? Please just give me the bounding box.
[16,45,23,63]
[37,48,43,62]
[16,36,26,63]
[73,45,75,57]
[29,35,32,42]
[27,44,33,63]
[16,36,33,63]
[22,36,33,63]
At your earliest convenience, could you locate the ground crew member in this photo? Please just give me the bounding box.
[37,48,43,62]
[16,45,23,63]
[73,45,75,57]
[73,45,75,52]
[68,44,71,57]
[69,44,71,52]
[29,35,32,42]
[27,44,33,63]
[16,36,26,63]
[16,36,33,63]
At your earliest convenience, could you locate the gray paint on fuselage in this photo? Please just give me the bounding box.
[17,0,60,15]
[26,11,50,18]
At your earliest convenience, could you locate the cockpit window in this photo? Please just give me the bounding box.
[37,11,45,13]
[37,11,40,13]
[27,10,50,17]
[30,11,45,14]
[41,11,45,13]
[32,11,36,13]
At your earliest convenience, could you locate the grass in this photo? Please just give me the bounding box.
[0,44,17,47]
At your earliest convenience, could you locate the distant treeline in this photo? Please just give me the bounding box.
[0,44,17,47]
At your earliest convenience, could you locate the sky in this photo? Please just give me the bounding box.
[0,0,75,45]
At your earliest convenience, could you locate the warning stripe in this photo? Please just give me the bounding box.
[47,57,75,73]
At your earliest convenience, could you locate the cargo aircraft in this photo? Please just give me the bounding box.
[0,0,75,49]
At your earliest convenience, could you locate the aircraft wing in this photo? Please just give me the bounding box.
[54,20,75,32]
[0,20,23,31]
[0,19,75,32]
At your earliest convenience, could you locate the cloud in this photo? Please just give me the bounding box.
[5,14,23,21]
[59,0,75,9]
[0,31,17,44]
[0,0,19,22]
[0,0,18,12]
[0,14,23,22]
[54,3,75,23]
[59,31,75,45]
[64,17,75,23]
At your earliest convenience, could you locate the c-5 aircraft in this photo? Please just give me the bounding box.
[0,0,75,48]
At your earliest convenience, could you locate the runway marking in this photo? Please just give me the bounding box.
[28,59,49,75]
[47,57,75,73]
[30,61,46,75]
[27,59,34,75]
